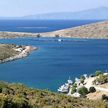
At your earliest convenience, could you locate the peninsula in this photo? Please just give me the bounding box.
[0,44,36,63]
[0,21,108,39]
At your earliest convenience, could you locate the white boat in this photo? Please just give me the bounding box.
[58,39,62,42]
[58,83,69,93]
[58,77,73,93]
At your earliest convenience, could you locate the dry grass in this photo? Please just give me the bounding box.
[0,44,19,60]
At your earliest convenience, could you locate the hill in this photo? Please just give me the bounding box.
[23,7,108,20]
[41,20,108,38]
[0,82,107,108]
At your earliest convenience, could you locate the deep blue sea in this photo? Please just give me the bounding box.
[0,20,102,33]
[0,20,108,91]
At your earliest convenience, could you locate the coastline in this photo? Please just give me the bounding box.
[0,45,37,63]
[0,20,108,39]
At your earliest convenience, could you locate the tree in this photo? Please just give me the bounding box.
[37,34,41,38]
[78,87,88,96]
[89,87,96,93]
[71,86,76,94]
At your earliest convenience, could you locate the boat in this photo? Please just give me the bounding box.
[58,77,73,93]
[58,39,62,42]
[58,83,69,93]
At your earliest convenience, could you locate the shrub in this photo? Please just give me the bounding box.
[36,34,41,38]
[95,71,102,76]
[71,86,76,94]
[94,74,108,85]
[78,87,88,96]
[102,94,108,101]
[12,96,30,108]
[55,34,60,38]
[89,87,96,93]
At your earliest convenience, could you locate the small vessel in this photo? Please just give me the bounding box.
[58,39,62,42]
[58,83,69,93]
[58,77,73,93]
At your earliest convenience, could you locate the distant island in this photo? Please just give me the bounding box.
[2,7,108,20]
[22,7,108,20]
[0,20,108,39]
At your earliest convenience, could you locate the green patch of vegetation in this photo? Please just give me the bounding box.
[78,86,88,96]
[0,82,107,108]
[93,74,108,85]
[95,71,103,76]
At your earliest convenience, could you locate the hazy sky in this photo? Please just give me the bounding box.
[0,0,107,17]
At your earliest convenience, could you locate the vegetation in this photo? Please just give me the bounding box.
[0,82,107,108]
[71,84,77,94]
[78,86,88,96]
[93,74,108,85]
[102,94,108,101]
[36,34,41,38]
[95,71,102,76]
[55,34,60,38]
[0,44,18,60]
[80,75,86,84]
[89,87,96,93]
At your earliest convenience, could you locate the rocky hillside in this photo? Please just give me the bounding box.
[0,44,19,60]
[0,82,107,108]
[42,21,108,39]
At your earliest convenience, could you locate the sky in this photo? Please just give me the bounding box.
[0,0,107,17]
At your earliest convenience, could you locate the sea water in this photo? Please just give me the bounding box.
[0,20,107,91]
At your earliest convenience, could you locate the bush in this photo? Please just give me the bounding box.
[12,96,30,108]
[102,94,108,101]
[36,34,41,38]
[71,86,76,94]
[89,87,96,93]
[94,74,108,85]
[95,71,102,76]
[78,87,88,96]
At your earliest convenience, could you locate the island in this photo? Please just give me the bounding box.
[0,44,36,63]
[0,21,108,39]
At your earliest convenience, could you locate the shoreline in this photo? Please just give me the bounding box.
[0,45,37,63]
[0,31,108,39]
[58,71,108,100]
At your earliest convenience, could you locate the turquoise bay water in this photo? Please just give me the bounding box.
[0,38,108,91]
